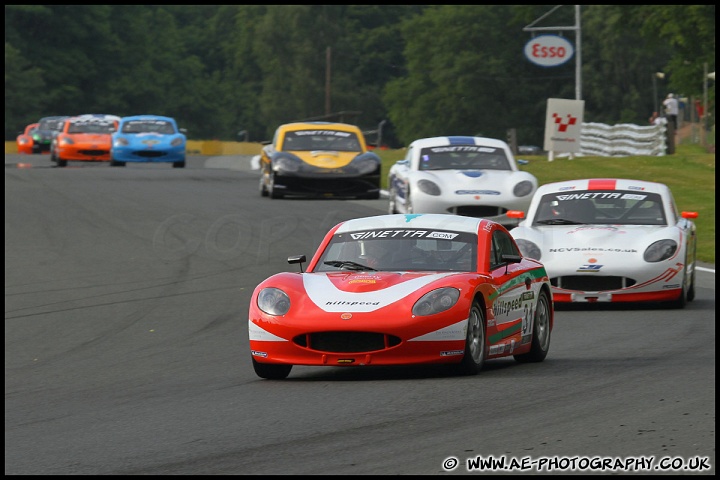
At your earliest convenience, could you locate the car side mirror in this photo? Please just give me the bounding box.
[288,255,307,272]
[501,253,522,274]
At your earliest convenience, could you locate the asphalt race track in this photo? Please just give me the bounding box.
[5,153,715,475]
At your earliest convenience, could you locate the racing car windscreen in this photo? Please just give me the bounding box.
[121,120,176,134]
[533,190,667,226]
[315,228,477,272]
[418,145,511,171]
[283,130,362,152]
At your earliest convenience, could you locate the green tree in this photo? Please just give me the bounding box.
[3,5,713,143]
[580,5,675,124]
[631,4,715,121]
[5,5,116,115]
[5,42,46,138]
[633,5,715,96]
[385,5,570,145]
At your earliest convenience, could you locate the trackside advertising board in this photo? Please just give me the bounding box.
[543,98,584,154]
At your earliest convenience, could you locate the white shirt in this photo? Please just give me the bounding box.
[663,97,679,116]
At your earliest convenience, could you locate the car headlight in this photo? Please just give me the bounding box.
[32,134,41,141]
[514,239,542,260]
[171,137,184,147]
[351,156,380,175]
[59,137,74,146]
[412,287,460,316]
[114,137,129,147]
[513,180,535,197]
[417,179,441,196]
[257,287,291,316]
[273,155,301,173]
[18,138,29,145]
[643,239,678,262]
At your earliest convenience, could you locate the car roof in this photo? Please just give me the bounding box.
[408,136,512,150]
[334,213,491,235]
[277,122,362,133]
[70,113,121,122]
[535,178,671,196]
[120,115,176,123]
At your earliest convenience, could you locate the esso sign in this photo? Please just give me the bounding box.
[524,35,574,67]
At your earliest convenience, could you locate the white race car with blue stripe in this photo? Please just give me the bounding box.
[387,136,538,228]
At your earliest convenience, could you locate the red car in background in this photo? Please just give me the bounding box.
[16,123,39,154]
[51,114,120,167]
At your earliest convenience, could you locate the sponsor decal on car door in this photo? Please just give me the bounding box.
[489,273,542,354]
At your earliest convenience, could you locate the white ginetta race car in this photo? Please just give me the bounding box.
[508,178,699,308]
[387,136,538,228]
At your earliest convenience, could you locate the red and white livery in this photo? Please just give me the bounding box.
[248,213,554,379]
[508,178,698,307]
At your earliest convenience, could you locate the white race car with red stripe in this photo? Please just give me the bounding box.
[508,178,698,307]
[248,213,554,379]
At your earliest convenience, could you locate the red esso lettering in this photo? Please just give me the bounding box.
[532,43,567,58]
[551,46,566,58]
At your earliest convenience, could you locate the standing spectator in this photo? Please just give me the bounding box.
[663,93,679,130]
[694,99,704,121]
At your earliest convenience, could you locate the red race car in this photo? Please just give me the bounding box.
[16,123,39,154]
[51,114,120,167]
[248,213,554,379]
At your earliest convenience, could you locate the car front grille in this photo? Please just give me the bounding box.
[80,149,109,156]
[134,150,166,158]
[551,275,637,291]
[293,331,402,353]
[451,206,507,217]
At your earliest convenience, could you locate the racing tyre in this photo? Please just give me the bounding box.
[57,158,67,167]
[173,160,186,168]
[456,301,486,375]
[405,187,414,214]
[110,159,126,167]
[686,266,696,302]
[669,251,693,309]
[514,289,552,363]
[669,274,688,309]
[259,174,269,197]
[268,173,284,199]
[686,246,697,302]
[252,358,292,380]
[388,186,398,213]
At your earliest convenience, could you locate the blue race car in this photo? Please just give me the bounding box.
[111,115,187,168]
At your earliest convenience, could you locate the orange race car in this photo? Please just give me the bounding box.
[50,114,120,167]
[16,123,39,154]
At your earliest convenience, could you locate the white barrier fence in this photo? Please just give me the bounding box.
[579,122,666,157]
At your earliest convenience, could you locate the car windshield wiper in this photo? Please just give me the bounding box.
[323,260,377,271]
[535,218,585,225]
